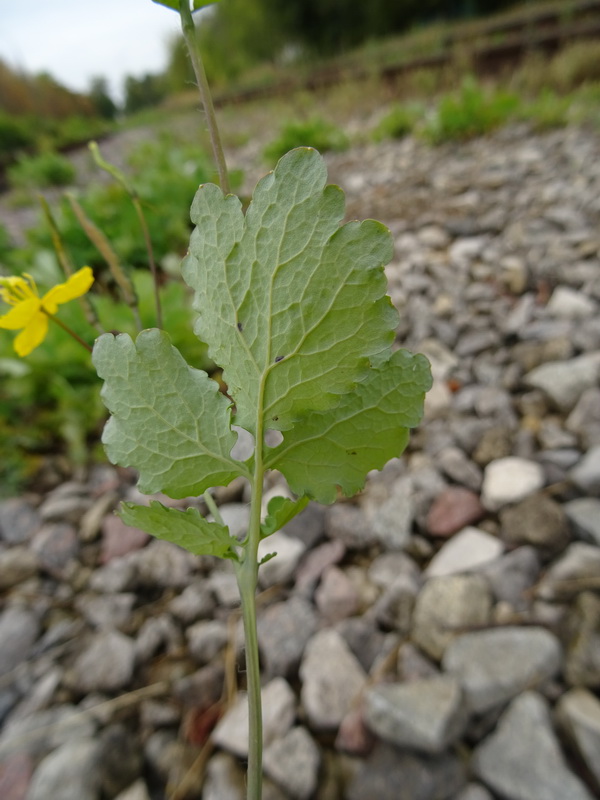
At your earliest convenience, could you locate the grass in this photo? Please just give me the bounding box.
[263,116,349,164]
[7,151,76,190]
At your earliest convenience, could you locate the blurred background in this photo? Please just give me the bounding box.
[1,0,599,495]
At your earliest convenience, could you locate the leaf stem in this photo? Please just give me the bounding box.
[44,310,92,352]
[178,1,231,194]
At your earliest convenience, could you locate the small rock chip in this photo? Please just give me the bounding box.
[481,457,545,511]
[425,527,503,578]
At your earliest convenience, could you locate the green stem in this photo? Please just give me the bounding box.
[179,1,231,194]
[235,412,266,800]
[44,311,92,352]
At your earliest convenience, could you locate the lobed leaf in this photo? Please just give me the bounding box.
[265,349,432,504]
[182,147,398,435]
[92,329,247,498]
[260,495,309,538]
[120,500,239,559]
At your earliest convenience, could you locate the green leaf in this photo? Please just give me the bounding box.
[265,349,432,504]
[182,147,398,435]
[119,500,239,559]
[260,495,310,538]
[92,329,247,498]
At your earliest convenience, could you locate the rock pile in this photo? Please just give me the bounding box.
[1,122,600,799]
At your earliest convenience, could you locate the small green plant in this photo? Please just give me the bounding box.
[423,77,519,144]
[524,88,573,131]
[372,103,422,141]
[264,116,349,163]
[7,150,77,189]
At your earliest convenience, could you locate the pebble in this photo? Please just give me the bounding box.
[30,523,79,576]
[564,497,600,546]
[0,548,38,591]
[364,675,468,754]
[100,514,149,563]
[481,457,545,511]
[25,739,101,800]
[257,530,305,588]
[570,445,600,493]
[426,487,485,537]
[314,565,360,622]
[257,596,318,678]
[442,626,562,713]
[524,352,600,412]
[67,629,136,693]
[0,499,40,544]
[0,607,40,678]
[556,688,600,787]
[412,574,493,660]
[472,692,595,800]
[300,629,367,730]
[263,726,321,800]
[425,527,503,577]
[535,543,600,601]
[499,493,570,556]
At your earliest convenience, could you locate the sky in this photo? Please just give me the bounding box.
[0,0,186,101]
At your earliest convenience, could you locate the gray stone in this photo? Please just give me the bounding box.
[425,527,503,578]
[75,593,136,630]
[114,780,151,800]
[0,547,39,590]
[282,502,325,549]
[412,575,493,660]
[346,743,466,800]
[0,607,40,677]
[524,352,600,412]
[257,596,317,678]
[452,784,494,800]
[203,752,245,800]
[134,614,181,663]
[134,540,197,589]
[25,739,102,800]
[364,676,468,754]
[565,592,600,687]
[556,688,600,787]
[315,566,360,623]
[0,705,96,759]
[263,726,321,800]
[257,530,305,588]
[565,497,600,546]
[186,620,228,665]
[472,692,594,800]
[68,630,136,693]
[481,457,545,511]
[31,523,79,575]
[373,574,418,634]
[96,723,143,798]
[482,546,541,609]
[0,498,40,544]
[437,447,483,491]
[566,387,600,448]
[336,617,388,674]
[294,539,345,596]
[535,543,600,601]
[168,582,216,623]
[300,629,367,730]
[207,569,240,607]
[325,503,377,549]
[367,476,414,550]
[214,502,250,540]
[442,626,562,713]
[368,551,421,591]
[212,677,295,757]
[499,493,570,557]
[570,445,600,493]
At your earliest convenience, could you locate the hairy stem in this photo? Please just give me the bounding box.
[179,2,230,194]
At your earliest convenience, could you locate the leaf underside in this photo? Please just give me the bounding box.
[94,147,431,538]
[120,500,238,559]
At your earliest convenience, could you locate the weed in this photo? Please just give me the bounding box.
[263,117,349,163]
[372,103,422,141]
[7,151,76,189]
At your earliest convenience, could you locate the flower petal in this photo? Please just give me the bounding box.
[42,266,94,313]
[0,297,41,329]
[14,314,48,356]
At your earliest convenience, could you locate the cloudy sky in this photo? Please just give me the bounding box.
[0,0,188,100]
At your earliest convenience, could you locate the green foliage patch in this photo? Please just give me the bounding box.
[264,118,349,164]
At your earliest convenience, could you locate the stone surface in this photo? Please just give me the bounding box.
[300,629,367,730]
[425,527,503,578]
[0,608,40,678]
[25,739,101,800]
[524,352,600,412]
[535,543,600,601]
[100,515,150,563]
[0,499,40,544]
[565,498,600,546]
[482,546,541,609]
[315,566,360,622]
[257,596,318,678]
[472,692,595,800]
[68,630,136,693]
[570,446,600,493]
[364,676,468,754]
[499,493,570,556]
[442,626,562,713]
[0,549,38,591]
[481,457,545,511]
[412,575,493,660]
[263,726,321,800]
[212,678,295,758]
[426,488,486,537]
[257,531,305,588]
[556,688,600,788]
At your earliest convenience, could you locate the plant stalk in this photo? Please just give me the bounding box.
[44,310,93,352]
[179,1,231,194]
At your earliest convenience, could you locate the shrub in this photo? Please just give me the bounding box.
[550,41,600,91]
[423,77,519,143]
[264,117,349,163]
[0,113,35,164]
[372,104,421,141]
[523,89,573,130]
[7,151,76,189]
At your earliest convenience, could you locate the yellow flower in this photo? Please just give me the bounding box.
[0,267,94,356]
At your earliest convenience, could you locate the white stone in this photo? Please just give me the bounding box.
[263,727,321,800]
[212,677,295,758]
[481,457,545,511]
[300,629,367,730]
[258,531,305,588]
[425,527,504,578]
[545,286,596,319]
